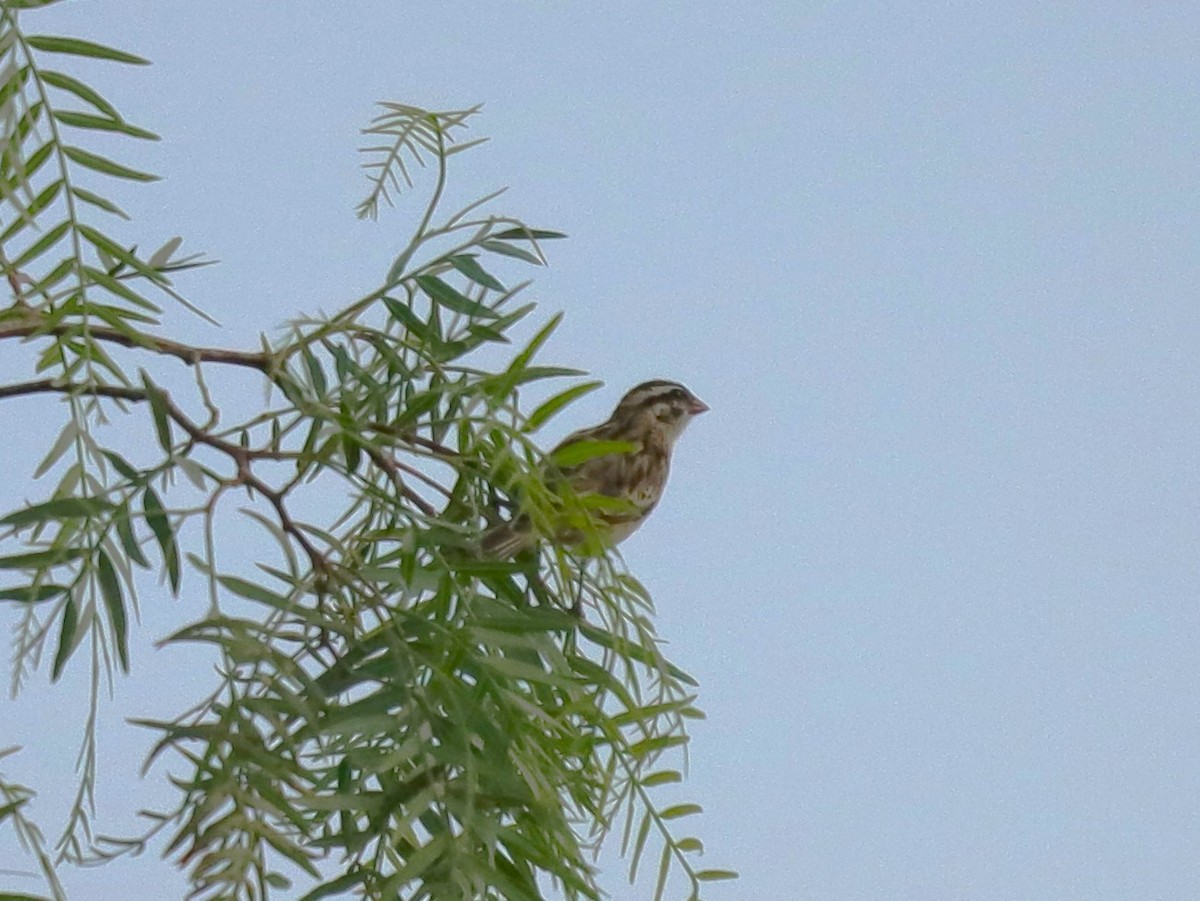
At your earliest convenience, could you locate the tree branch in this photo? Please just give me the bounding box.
[0,314,273,372]
[0,378,143,402]
[0,379,439,566]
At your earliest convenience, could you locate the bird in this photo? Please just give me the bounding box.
[482,379,708,557]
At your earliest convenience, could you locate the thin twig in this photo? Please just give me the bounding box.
[366,421,458,458]
[363,446,437,517]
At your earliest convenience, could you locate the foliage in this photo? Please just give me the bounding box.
[0,3,734,899]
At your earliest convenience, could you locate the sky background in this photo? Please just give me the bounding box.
[3,2,1200,899]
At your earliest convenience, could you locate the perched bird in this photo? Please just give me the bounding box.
[483,380,708,557]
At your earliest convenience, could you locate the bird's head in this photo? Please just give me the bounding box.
[612,380,709,444]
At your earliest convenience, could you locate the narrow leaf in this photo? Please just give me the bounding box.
[642,770,683,788]
[11,219,69,267]
[490,227,567,241]
[50,597,77,680]
[140,374,172,453]
[0,496,115,527]
[147,235,182,268]
[114,500,149,568]
[414,274,498,319]
[63,145,158,181]
[142,486,179,592]
[550,439,637,469]
[696,869,739,882]
[504,311,561,381]
[447,253,505,291]
[0,547,87,569]
[382,295,441,346]
[72,185,129,219]
[525,382,602,433]
[0,583,67,602]
[101,450,141,481]
[302,346,326,395]
[480,240,541,265]
[27,35,150,65]
[96,549,128,670]
[33,421,78,479]
[659,803,702,820]
[53,109,158,140]
[41,69,120,118]
[653,843,671,901]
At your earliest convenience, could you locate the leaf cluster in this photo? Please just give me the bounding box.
[0,7,735,900]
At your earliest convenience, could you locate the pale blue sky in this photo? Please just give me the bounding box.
[4,3,1200,899]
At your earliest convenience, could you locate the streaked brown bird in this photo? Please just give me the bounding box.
[482,380,708,557]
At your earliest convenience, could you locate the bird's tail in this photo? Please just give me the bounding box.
[481,515,535,558]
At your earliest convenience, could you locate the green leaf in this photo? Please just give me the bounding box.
[147,235,183,268]
[114,500,149,568]
[392,387,444,429]
[96,549,128,671]
[653,843,671,901]
[41,69,120,118]
[503,311,560,383]
[0,496,115,527]
[177,458,208,492]
[611,696,696,729]
[480,240,541,265]
[659,803,702,820]
[641,769,683,788]
[142,486,179,593]
[629,734,687,760]
[217,575,324,625]
[0,142,53,219]
[550,439,637,469]
[447,253,505,291]
[0,583,68,602]
[302,346,326,395]
[54,109,158,140]
[696,869,739,882]
[33,421,78,479]
[414,274,498,319]
[0,547,87,569]
[50,596,78,680]
[502,365,586,387]
[630,811,653,881]
[72,185,129,219]
[27,35,150,65]
[101,450,141,481]
[470,607,578,633]
[80,225,165,284]
[84,268,162,313]
[525,381,602,432]
[382,295,441,347]
[489,227,567,241]
[483,655,575,688]
[31,256,75,295]
[140,373,173,453]
[11,219,70,268]
[0,62,31,112]
[18,178,64,222]
[341,433,361,474]
[63,145,158,181]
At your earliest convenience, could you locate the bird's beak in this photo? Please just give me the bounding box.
[688,397,710,415]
